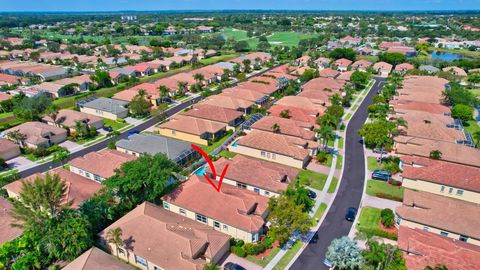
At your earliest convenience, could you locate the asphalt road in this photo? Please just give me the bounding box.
[18,65,281,178]
[290,77,386,270]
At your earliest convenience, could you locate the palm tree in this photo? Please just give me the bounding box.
[158,85,170,102]
[473,131,480,148]
[279,109,290,119]
[106,227,124,258]
[7,130,27,148]
[138,89,146,97]
[193,73,205,86]
[242,59,252,72]
[177,81,187,96]
[329,94,342,106]
[271,123,281,133]
[10,173,68,230]
[317,125,335,149]
[429,150,442,160]
[424,265,448,270]
[363,240,387,269]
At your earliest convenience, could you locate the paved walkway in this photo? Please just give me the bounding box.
[361,194,402,210]
[220,253,263,270]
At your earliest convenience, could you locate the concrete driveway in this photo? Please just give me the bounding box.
[220,253,263,270]
[59,140,85,152]
[7,156,34,170]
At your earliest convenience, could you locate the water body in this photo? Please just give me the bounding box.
[431,51,470,62]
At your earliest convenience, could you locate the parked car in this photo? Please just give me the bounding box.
[373,148,388,155]
[310,232,319,244]
[345,207,357,221]
[224,262,246,270]
[307,189,317,199]
[128,130,140,136]
[323,258,334,268]
[372,170,391,181]
[103,126,113,132]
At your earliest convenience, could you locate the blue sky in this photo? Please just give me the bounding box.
[1,0,479,12]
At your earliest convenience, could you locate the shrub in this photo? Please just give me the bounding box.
[116,118,126,123]
[388,179,402,186]
[316,150,330,163]
[231,246,246,257]
[375,192,402,202]
[358,227,398,240]
[380,209,395,228]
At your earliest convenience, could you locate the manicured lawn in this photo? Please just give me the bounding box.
[267,31,319,47]
[345,113,353,120]
[199,53,239,65]
[327,177,339,193]
[103,119,128,131]
[297,170,329,191]
[272,240,303,270]
[367,156,382,171]
[470,89,480,97]
[200,131,233,154]
[357,206,382,231]
[336,155,343,170]
[218,150,237,159]
[463,120,480,145]
[222,28,249,40]
[319,153,333,167]
[313,203,328,225]
[246,247,281,267]
[338,137,344,149]
[366,179,405,201]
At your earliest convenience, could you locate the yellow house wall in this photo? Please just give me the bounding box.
[402,178,480,204]
[80,107,127,120]
[222,177,280,198]
[157,128,208,145]
[230,144,305,169]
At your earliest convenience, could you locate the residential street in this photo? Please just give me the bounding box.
[290,77,385,270]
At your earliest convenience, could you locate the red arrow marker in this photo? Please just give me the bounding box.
[191,144,229,192]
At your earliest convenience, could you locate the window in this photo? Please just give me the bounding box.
[85,172,91,178]
[448,187,453,194]
[272,153,276,160]
[440,231,449,237]
[261,151,266,157]
[223,225,228,231]
[252,233,258,242]
[196,213,207,224]
[266,152,271,158]
[163,201,169,209]
[456,189,464,196]
[179,208,186,215]
[213,221,220,228]
[422,226,429,231]
[171,130,176,135]
[254,188,260,193]
[135,255,148,267]
[117,247,125,256]
[396,217,402,226]
[460,235,469,242]
[237,182,247,189]
[265,191,270,196]
[154,267,164,270]
[440,186,445,192]
[94,175,103,182]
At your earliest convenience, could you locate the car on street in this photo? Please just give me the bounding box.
[310,232,319,243]
[345,207,357,221]
[323,258,334,268]
[128,130,140,136]
[373,148,388,155]
[307,189,317,199]
[224,262,246,270]
[372,170,391,181]
[103,126,113,132]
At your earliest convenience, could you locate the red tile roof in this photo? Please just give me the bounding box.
[163,175,268,232]
[391,100,450,115]
[398,226,480,270]
[302,77,345,92]
[250,116,316,140]
[319,68,340,78]
[182,104,243,125]
[69,150,136,179]
[0,198,23,244]
[334,58,353,67]
[268,105,318,124]
[159,115,226,136]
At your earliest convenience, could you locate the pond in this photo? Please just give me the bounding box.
[430,51,470,62]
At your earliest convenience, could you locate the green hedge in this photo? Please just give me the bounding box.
[375,192,403,202]
[358,227,398,240]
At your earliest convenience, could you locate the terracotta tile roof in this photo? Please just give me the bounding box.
[203,95,254,111]
[69,150,136,179]
[163,175,268,232]
[391,100,450,115]
[393,110,464,143]
[99,202,230,270]
[297,90,332,106]
[401,156,480,193]
[42,109,103,128]
[379,41,403,49]
[276,96,327,115]
[395,63,415,71]
[395,136,480,168]
[159,115,226,136]
[396,190,480,239]
[0,73,22,84]
[250,116,315,140]
[319,68,340,78]
[5,168,102,208]
[373,61,393,72]
[442,66,468,77]
[0,198,23,244]
[396,76,448,104]
[237,130,311,161]
[0,92,12,102]
[303,77,345,92]
[314,57,331,65]
[182,104,243,125]
[267,105,318,124]
[334,58,352,67]
[3,121,67,146]
[220,87,267,102]
[352,60,372,69]
[387,46,416,55]
[207,155,299,193]
[54,74,92,86]
[236,80,278,95]
[0,138,19,153]
[336,70,354,81]
[63,247,134,270]
[397,226,480,270]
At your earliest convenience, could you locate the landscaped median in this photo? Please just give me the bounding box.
[366,179,405,201]
[356,206,398,240]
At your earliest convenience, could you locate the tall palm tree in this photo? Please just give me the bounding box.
[193,73,205,86]
[46,104,60,127]
[7,130,27,148]
[279,109,290,119]
[10,173,68,230]
[317,126,335,149]
[158,85,170,102]
[242,59,252,72]
[473,131,480,148]
[106,227,124,258]
[177,81,187,96]
[271,123,281,133]
[138,89,146,97]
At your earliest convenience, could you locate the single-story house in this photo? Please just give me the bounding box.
[249,115,316,140]
[442,66,468,77]
[162,175,269,243]
[0,138,21,160]
[3,121,67,149]
[63,247,134,270]
[351,60,372,72]
[373,62,393,77]
[79,97,129,120]
[419,65,440,74]
[395,63,415,74]
[41,109,104,131]
[0,198,23,245]
[333,58,352,72]
[182,104,244,130]
[203,95,254,115]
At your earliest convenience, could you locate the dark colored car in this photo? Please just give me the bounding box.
[345,207,357,221]
[307,189,317,199]
[128,130,140,136]
[224,262,246,270]
[103,126,113,132]
[372,170,391,181]
[310,232,319,244]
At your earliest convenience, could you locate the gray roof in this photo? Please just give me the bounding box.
[82,97,128,114]
[115,133,194,162]
[419,65,440,73]
[110,67,136,76]
[214,62,236,70]
[38,68,67,79]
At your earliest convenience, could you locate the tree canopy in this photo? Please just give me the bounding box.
[326,236,364,269]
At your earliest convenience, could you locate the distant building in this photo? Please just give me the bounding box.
[79,97,129,120]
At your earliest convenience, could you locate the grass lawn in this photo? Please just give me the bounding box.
[272,240,303,270]
[222,28,249,40]
[200,132,233,154]
[246,247,281,267]
[319,153,333,167]
[366,179,405,201]
[470,89,480,97]
[338,137,344,149]
[367,156,383,171]
[222,28,319,48]
[345,113,353,121]
[357,206,382,231]
[218,150,237,159]
[313,203,328,225]
[327,177,339,193]
[336,155,343,170]
[75,133,103,145]
[352,103,359,111]
[104,119,128,131]
[199,53,239,65]
[297,170,329,191]
[463,120,480,143]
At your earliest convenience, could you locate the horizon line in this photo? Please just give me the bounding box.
[2,9,480,13]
